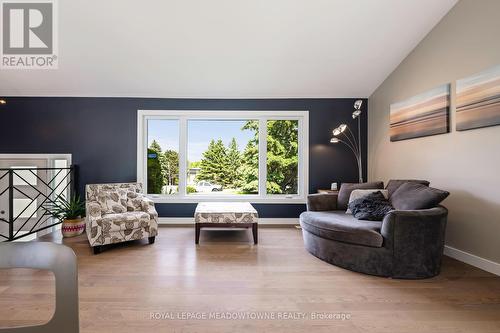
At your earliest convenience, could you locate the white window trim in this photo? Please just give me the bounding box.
[137,110,309,204]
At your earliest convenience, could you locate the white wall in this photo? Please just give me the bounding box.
[368,0,500,264]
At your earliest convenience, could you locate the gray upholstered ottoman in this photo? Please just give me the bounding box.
[194,202,258,244]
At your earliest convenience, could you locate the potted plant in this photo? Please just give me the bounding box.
[47,196,86,238]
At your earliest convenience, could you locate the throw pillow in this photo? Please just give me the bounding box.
[97,190,127,214]
[386,179,430,198]
[346,189,389,214]
[390,182,449,210]
[348,191,393,221]
[337,181,384,210]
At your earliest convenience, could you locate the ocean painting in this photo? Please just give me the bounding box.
[456,65,500,131]
[390,84,450,142]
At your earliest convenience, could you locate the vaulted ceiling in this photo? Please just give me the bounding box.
[0,0,457,98]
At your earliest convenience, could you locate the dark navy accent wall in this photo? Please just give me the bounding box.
[0,97,367,218]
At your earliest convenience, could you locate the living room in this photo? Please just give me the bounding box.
[1,0,499,332]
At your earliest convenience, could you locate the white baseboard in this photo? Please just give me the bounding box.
[444,245,500,276]
[159,217,299,225]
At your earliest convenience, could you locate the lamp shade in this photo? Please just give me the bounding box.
[354,100,363,110]
[330,138,340,143]
[352,110,361,119]
[338,124,347,133]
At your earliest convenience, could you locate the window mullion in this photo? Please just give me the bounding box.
[258,118,267,198]
[298,118,304,197]
[179,117,187,197]
[142,117,148,194]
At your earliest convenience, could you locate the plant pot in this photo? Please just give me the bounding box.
[62,218,85,238]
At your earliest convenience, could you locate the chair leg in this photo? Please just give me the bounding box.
[195,224,200,244]
[148,236,155,244]
[93,246,101,255]
[252,223,258,244]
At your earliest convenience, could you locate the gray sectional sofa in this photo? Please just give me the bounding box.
[300,180,448,279]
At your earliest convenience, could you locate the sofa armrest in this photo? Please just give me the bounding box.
[381,206,448,240]
[85,201,103,246]
[138,195,159,237]
[86,201,102,225]
[381,206,448,277]
[306,193,338,211]
[138,195,159,220]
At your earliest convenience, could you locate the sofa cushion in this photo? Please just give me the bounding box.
[97,190,128,214]
[348,191,393,221]
[390,182,449,210]
[346,189,388,214]
[300,211,383,247]
[386,179,430,198]
[101,211,151,232]
[337,181,384,210]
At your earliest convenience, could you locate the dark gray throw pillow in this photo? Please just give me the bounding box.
[348,191,393,221]
[386,179,430,198]
[337,181,384,210]
[390,182,449,210]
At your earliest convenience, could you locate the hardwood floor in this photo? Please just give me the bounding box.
[1,226,500,333]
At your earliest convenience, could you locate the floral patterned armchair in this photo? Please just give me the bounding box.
[85,183,158,254]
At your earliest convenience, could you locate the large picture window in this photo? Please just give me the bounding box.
[137,111,308,203]
[187,120,258,196]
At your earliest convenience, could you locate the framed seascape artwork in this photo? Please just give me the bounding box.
[390,84,450,142]
[456,64,500,131]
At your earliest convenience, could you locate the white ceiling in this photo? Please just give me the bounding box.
[0,0,457,98]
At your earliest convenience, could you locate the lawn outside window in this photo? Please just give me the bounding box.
[137,110,308,204]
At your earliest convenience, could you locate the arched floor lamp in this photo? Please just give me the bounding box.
[330,100,364,183]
